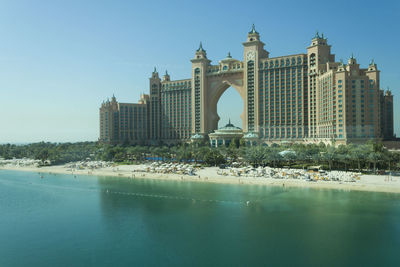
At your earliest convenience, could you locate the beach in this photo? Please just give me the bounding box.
[1,161,400,194]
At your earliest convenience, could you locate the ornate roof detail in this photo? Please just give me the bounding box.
[197,41,206,52]
[249,24,259,34]
[191,133,204,139]
[243,132,259,139]
[218,120,242,131]
[386,87,392,96]
[220,52,238,64]
[369,59,375,66]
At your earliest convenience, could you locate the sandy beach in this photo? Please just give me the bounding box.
[1,162,400,194]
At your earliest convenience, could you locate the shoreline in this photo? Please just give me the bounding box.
[1,164,400,194]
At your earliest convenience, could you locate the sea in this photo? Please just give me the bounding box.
[1,170,400,267]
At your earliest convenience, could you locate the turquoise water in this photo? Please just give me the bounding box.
[1,170,400,267]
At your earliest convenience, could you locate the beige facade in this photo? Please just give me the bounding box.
[161,74,192,142]
[99,26,395,145]
[99,94,148,144]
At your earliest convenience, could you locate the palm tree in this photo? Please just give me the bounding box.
[293,144,308,169]
[204,149,225,166]
[226,146,239,164]
[349,145,366,172]
[337,145,351,171]
[384,150,400,172]
[322,146,336,170]
[368,152,383,173]
[264,147,282,167]
[283,150,297,168]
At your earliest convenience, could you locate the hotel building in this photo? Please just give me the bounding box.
[99,25,394,145]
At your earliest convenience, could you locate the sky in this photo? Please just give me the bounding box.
[0,0,399,143]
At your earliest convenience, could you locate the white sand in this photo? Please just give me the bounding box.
[1,164,400,194]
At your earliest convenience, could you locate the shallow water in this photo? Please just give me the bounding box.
[1,170,400,267]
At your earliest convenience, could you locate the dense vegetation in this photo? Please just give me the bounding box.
[0,141,399,173]
[0,142,99,164]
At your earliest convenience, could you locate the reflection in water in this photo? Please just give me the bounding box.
[1,170,400,266]
[96,175,400,266]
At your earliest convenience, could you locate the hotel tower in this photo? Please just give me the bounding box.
[99,25,394,145]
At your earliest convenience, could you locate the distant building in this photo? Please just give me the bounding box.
[99,94,149,144]
[380,89,394,140]
[99,25,395,145]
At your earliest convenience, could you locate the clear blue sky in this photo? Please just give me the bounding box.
[0,0,399,143]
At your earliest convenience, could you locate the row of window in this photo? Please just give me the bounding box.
[261,57,306,69]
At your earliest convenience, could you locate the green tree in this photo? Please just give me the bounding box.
[36,148,49,163]
[245,146,265,167]
[349,145,367,172]
[282,150,297,167]
[264,147,282,167]
[226,145,239,163]
[337,145,351,171]
[204,149,225,166]
[368,152,383,173]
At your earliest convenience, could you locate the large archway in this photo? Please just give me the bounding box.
[191,47,260,137]
[205,73,246,133]
[190,28,268,139]
[217,87,244,129]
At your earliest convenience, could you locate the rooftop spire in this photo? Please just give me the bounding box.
[386,86,392,95]
[249,24,258,34]
[370,58,375,65]
[227,52,232,58]
[197,41,205,52]
[165,70,168,75]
